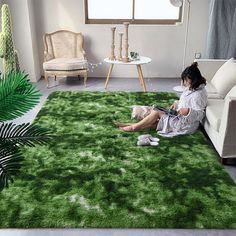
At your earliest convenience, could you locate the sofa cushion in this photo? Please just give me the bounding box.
[211,58,236,98]
[206,82,218,94]
[205,82,224,99]
[205,99,225,131]
[43,58,88,71]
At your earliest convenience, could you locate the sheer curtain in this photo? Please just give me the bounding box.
[206,0,236,59]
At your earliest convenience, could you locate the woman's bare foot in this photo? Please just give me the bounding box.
[119,125,136,132]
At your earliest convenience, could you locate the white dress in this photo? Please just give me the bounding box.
[157,84,207,137]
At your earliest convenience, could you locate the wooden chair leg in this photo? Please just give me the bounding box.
[84,74,88,87]
[45,74,49,88]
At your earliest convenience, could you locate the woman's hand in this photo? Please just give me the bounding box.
[170,101,178,110]
[178,108,190,116]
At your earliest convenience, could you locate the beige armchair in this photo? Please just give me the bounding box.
[43,30,88,88]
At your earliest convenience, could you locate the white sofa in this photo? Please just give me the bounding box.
[195,59,236,164]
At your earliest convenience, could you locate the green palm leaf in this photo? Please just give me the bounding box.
[0,143,23,190]
[0,122,51,147]
[0,72,41,122]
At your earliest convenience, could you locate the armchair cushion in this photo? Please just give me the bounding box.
[211,58,236,98]
[43,58,88,71]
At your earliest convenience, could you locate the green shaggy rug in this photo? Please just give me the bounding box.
[1,91,236,228]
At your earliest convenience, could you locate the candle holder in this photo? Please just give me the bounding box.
[109,27,116,60]
[122,22,130,63]
[118,32,123,61]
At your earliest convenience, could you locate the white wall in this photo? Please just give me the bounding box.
[27,0,41,80]
[4,0,210,81]
[0,0,3,73]
[2,0,40,82]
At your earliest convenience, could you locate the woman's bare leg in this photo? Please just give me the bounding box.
[113,121,133,127]
[120,110,164,132]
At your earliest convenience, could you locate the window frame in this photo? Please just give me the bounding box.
[84,0,183,25]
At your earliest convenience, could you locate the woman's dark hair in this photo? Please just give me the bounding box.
[181,62,206,90]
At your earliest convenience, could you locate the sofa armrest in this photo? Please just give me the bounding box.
[219,97,236,157]
[194,59,227,82]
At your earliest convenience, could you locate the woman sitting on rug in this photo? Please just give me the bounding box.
[116,62,207,137]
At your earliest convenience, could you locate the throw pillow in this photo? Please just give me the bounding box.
[131,105,152,120]
[211,58,236,98]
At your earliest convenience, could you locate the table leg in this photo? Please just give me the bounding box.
[105,64,114,89]
[137,65,147,92]
[137,67,143,86]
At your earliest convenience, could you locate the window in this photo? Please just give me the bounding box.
[85,0,182,24]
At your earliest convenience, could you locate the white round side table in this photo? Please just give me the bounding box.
[104,56,152,92]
